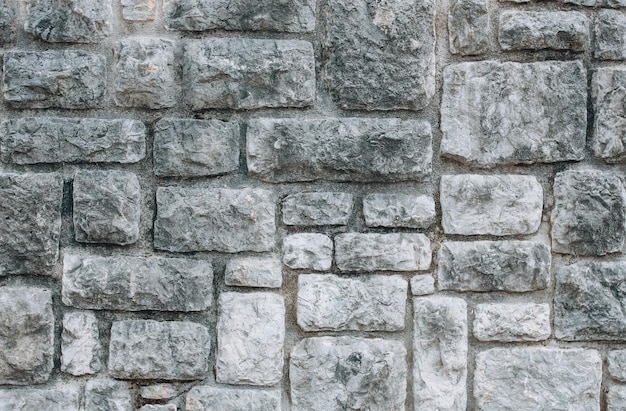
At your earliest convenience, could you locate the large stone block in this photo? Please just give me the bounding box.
[593,68,626,163]
[282,192,353,226]
[61,311,102,376]
[85,379,132,411]
[595,10,626,60]
[224,256,282,288]
[448,0,490,55]
[499,12,589,52]
[282,233,333,271]
[473,303,551,342]
[186,386,281,411]
[0,387,80,411]
[441,61,586,167]
[363,193,435,228]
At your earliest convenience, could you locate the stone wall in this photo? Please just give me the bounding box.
[0,0,625,410]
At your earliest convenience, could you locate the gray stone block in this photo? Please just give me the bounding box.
[0,387,80,411]
[121,0,155,20]
[140,384,177,400]
[448,0,490,55]
[282,233,333,271]
[85,379,132,411]
[282,192,352,226]
[363,193,435,228]
[608,350,626,382]
[138,405,177,411]
[473,303,551,342]
[224,256,282,288]
[0,1,15,43]
[565,0,626,8]
[608,384,626,411]
[61,311,102,376]
[186,386,281,411]
[411,275,435,296]
[595,10,626,60]
[593,68,626,163]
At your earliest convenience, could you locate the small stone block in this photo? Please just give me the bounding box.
[608,350,626,382]
[282,192,353,226]
[363,193,435,228]
[595,10,626,60]
[473,303,551,342]
[121,0,155,21]
[0,387,80,411]
[139,384,178,400]
[282,233,333,271]
[225,256,282,288]
[448,0,490,55]
[61,311,102,376]
[85,379,132,411]
[608,384,626,411]
[410,275,435,296]
[593,67,626,163]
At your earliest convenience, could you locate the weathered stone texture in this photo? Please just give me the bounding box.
[153,118,240,177]
[216,292,285,386]
[335,233,431,272]
[4,51,106,109]
[0,387,80,411]
[183,39,314,110]
[121,0,155,20]
[441,61,586,167]
[473,303,551,342]
[595,11,626,61]
[154,187,275,253]
[138,405,176,411]
[474,348,602,411]
[437,241,550,292]
[290,337,407,411]
[593,68,626,163]
[186,386,281,411]
[109,320,210,380]
[85,379,133,411]
[61,311,102,376]
[282,192,353,226]
[140,384,178,400]
[608,350,626,382]
[297,274,407,331]
[248,118,432,183]
[499,12,589,52]
[413,297,467,411]
[224,256,282,288]
[322,0,434,110]
[363,193,435,228]
[0,1,15,43]
[566,0,626,5]
[282,234,333,271]
[62,254,214,311]
[448,0,490,55]
[608,384,626,411]
[411,275,435,296]
[551,170,626,256]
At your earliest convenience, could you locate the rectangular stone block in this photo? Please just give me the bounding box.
[499,12,589,52]
[0,387,80,411]
[473,303,551,342]
[437,241,551,292]
[1,117,146,165]
[595,11,626,60]
[414,297,467,411]
[121,0,155,21]
[441,61,586,167]
[62,254,213,311]
[448,0,490,55]
[247,118,432,183]
[85,379,132,411]
[224,256,282,288]
[282,192,353,226]
[441,174,543,236]
[411,275,435,296]
[363,193,435,228]
[282,233,333,271]
[4,51,106,109]
[335,233,431,272]
[140,384,178,400]
[565,0,626,8]
[297,274,407,331]
[61,311,102,376]
[322,0,434,110]
[154,187,275,253]
[109,320,210,380]
[608,350,626,382]
[593,68,626,163]
[186,386,281,411]
[183,39,314,110]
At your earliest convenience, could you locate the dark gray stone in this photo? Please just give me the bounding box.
[224,256,282,288]
[0,387,80,411]
[0,1,15,43]
[363,193,435,228]
[84,379,132,411]
[121,0,155,20]
[448,0,490,55]
[282,192,353,226]
[595,10,626,60]
[186,386,281,411]
[499,12,589,52]
[61,311,102,376]
[592,68,626,162]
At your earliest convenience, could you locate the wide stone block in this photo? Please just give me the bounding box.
[282,233,333,271]
[61,311,102,376]
[224,256,282,288]
[282,192,353,226]
[0,387,80,411]
[363,193,435,228]
[62,254,213,311]
[595,11,626,61]
[322,0,434,110]
[290,337,407,411]
[593,68,626,163]
[4,51,106,109]
[499,12,589,52]
[608,350,626,382]
[441,174,543,236]
[448,0,490,55]
[183,39,314,110]
[474,348,601,410]
[566,0,626,10]
[441,61,586,167]
[121,0,155,21]
[85,379,132,411]
[154,187,275,253]
[109,320,210,380]
[473,303,551,342]
[186,386,281,411]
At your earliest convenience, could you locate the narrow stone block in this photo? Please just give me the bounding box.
[608,350,626,382]
[282,233,333,271]
[85,379,132,411]
[363,193,435,228]
[224,256,282,288]
[595,10,626,60]
[186,386,281,411]
[593,68,626,162]
[61,311,102,376]
[448,0,490,55]
[0,387,80,411]
[473,303,551,342]
[138,405,176,411]
[282,192,353,226]
[121,0,155,21]
[0,1,15,43]
[411,275,435,296]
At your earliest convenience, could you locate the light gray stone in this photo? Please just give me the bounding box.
[62,254,213,311]
[224,256,282,288]
[290,337,407,411]
[1,117,146,164]
[61,311,102,376]
[0,1,15,43]
[248,118,432,183]
[73,170,140,245]
[608,350,626,382]
[608,384,626,411]
[153,118,240,177]
[139,384,177,400]
[551,170,626,256]
[565,0,626,9]
[164,0,315,33]
[282,192,353,226]
[474,348,602,411]
[0,173,63,275]
[183,39,314,110]
[0,287,54,385]
[138,405,177,411]
[85,379,132,411]
[114,38,176,109]
[322,0,434,110]
[0,387,80,411]
[363,193,435,228]
[437,241,550,292]
[499,12,589,52]
[298,274,407,332]
[441,61,586,167]
[595,11,626,61]
[155,187,275,253]
[216,292,285,386]
[413,296,467,411]
[335,233,431,272]
[448,0,490,55]
[411,275,435,296]
[186,386,281,411]
[109,320,210,380]
[593,68,626,162]
[473,303,551,342]
[441,175,543,236]
[121,0,155,20]
[282,233,333,271]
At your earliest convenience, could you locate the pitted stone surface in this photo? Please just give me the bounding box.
[247,118,432,183]
[608,350,626,382]
[441,175,543,236]
[0,387,80,411]
[297,274,407,331]
[593,68,626,163]
[224,256,282,288]
[121,0,155,20]
[282,192,353,226]
[186,386,281,411]
[363,193,435,228]
[411,275,435,296]
[499,12,589,51]
[290,336,407,411]
[595,10,626,61]
[473,303,551,342]
[0,1,15,43]
[282,233,333,271]
[61,311,102,376]
[85,379,132,411]
[448,0,490,55]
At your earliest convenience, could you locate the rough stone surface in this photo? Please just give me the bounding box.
[565,0,626,6]
[297,274,407,331]
[224,256,282,288]
[413,297,467,411]
[448,0,490,55]
[154,187,275,253]
[551,169,626,256]
[62,254,214,311]
[4,50,106,109]
[437,241,551,292]
[282,192,353,226]
[473,303,551,342]
[290,337,407,411]
[186,386,281,411]
[608,384,626,411]
[248,118,432,183]
[139,384,178,400]
[441,61,586,167]
[0,173,63,275]
[164,0,315,33]
[0,1,15,43]
[474,348,602,411]
[441,175,543,236]
[1,117,146,165]
[0,287,54,385]
[322,0,434,110]
[0,387,80,411]
[216,292,285,386]
[282,233,333,271]
[608,350,626,382]
[499,12,589,52]
[411,275,435,296]
[595,11,626,61]
[335,233,431,272]
[183,39,315,110]
[60,311,102,376]
[85,379,133,411]
[363,193,435,228]
[138,405,177,411]
[109,320,210,380]
[121,0,155,20]
[73,170,141,245]
[593,68,626,163]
